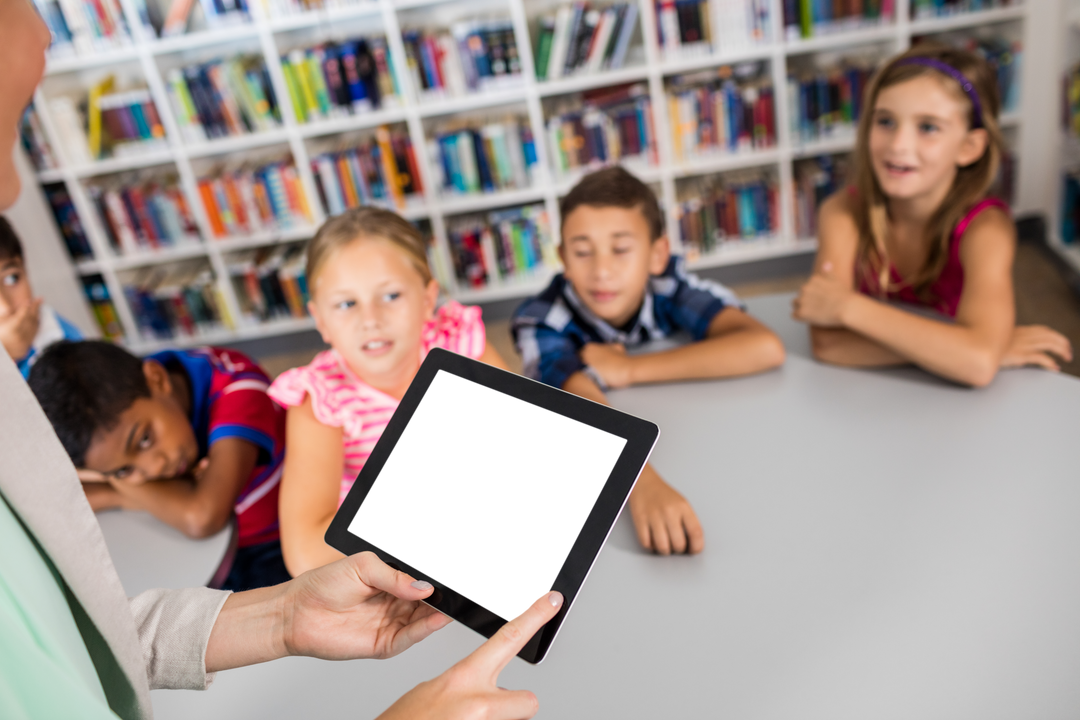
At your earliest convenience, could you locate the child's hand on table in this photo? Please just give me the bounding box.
[0,296,41,361]
[628,464,704,555]
[792,262,854,327]
[1001,325,1073,372]
[580,342,634,389]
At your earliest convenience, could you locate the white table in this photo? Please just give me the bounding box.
[152,293,1080,719]
[98,510,235,597]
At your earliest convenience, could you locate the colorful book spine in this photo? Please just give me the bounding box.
[198,158,312,237]
[667,65,775,161]
[787,60,873,143]
[81,275,125,340]
[910,0,1019,21]
[226,244,309,323]
[310,125,421,215]
[166,55,280,143]
[402,19,522,100]
[678,171,780,254]
[784,0,890,39]
[793,154,849,237]
[92,88,168,159]
[280,36,397,124]
[534,2,640,80]
[546,83,657,175]
[445,204,555,288]
[87,174,200,255]
[158,0,249,37]
[42,183,94,261]
[428,117,537,196]
[19,106,58,172]
[123,261,227,340]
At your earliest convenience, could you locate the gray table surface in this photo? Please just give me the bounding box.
[151,293,1080,719]
[98,510,233,597]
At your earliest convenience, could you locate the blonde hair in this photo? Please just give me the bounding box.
[306,206,433,292]
[851,43,1006,302]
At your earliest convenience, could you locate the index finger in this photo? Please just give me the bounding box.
[465,591,563,678]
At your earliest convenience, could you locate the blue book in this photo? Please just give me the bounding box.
[471,130,495,193]
[340,41,369,104]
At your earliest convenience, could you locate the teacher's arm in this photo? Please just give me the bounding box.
[278,397,347,577]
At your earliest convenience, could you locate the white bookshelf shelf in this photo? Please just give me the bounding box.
[25,0,1032,350]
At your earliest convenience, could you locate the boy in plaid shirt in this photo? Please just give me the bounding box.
[512,166,785,556]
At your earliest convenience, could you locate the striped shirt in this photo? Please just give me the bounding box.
[268,301,487,506]
[511,255,742,389]
[148,347,286,547]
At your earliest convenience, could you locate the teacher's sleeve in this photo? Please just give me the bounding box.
[128,587,230,690]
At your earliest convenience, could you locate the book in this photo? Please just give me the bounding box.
[546,82,656,175]
[87,172,200,255]
[445,204,554,288]
[19,106,58,172]
[402,19,523,101]
[167,54,280,143]
[792,153,850,237]
[678,171,780,255]
[533,3,640,80]
[912,32,1023,114]
[310,125,420,215]
[428,117,536,197]
[81,275,124,340]
[787,58,874,144]
[39,0,132,57]
[667,63,776,161]
[281,36,395,124]
[910,0,1020,21]
[42,183,94,260]
[198,157,312,238]
[123,260,227,340]
[226,244,308,323]
[785,0,889,38]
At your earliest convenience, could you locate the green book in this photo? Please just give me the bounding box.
[535,19,555,80]
[799,0,812,38]
[305,54,332,117]
[280,61,307,123]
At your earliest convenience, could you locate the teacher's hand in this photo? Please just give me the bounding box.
[281,551,453,662]
[377,591,563,720]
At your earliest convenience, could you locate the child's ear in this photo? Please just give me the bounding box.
[957,128,989,168]
[424,278,439,318]
[307,300,332,346]
[142,359,171,397]
[648,235,671,275]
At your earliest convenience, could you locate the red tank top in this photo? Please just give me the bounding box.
[856,197,1010,318]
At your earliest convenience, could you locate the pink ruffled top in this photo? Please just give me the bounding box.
[268,301,487,505]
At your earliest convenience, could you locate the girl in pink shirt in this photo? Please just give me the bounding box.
[269,207,508,576]
[792,45,1071,386]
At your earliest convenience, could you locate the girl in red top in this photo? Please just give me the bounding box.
[792,44,1071,386]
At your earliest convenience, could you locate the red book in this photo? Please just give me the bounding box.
[198,180,226,237]
[404,137,423,195]
[426,36,446,90]
[126,186,161,248]
[142,100,166,139]
[222,175,249,232]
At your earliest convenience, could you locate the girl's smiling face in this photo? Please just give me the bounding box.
[309,237,439,398]
[869,74,988,204]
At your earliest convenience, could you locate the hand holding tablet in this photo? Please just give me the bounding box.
[327,348,659,663]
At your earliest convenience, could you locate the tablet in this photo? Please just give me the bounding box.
[325,347,659,663]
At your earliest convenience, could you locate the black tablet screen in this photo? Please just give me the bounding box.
[348,369,627,622]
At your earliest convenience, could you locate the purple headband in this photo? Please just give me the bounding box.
[895,57,984,128]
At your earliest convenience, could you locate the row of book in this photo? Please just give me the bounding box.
[280,37,398,125]
[44,184,95,260]
[227,245,309,323]
[668,68,776,161]
[401,21,522,100]
[88,78,168,160]
[311,126,421,216]
[197,159,312,238]
[429,118,538,197]
[149,0,250,37]
[793,153,848,237]
[910,0,1020,20]
[1063,171,1080,247]
[782,0,893,41]
[655,0,770,58]
[546,84,657,175]
[20,107,58,173]
[88,175,201,255]
[262,0,372,17]
[951,35,1021,114]
[534,3,640,80]
[165,56,281,144]
[677,173,779,254]
[123,260,228,340]
[787,61,873,143]
[82,275,124,340]
[34,0,131,57]
[446,205,555,288]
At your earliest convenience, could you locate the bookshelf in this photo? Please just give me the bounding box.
[1052,0,1080,276]
[21,0,1034,354]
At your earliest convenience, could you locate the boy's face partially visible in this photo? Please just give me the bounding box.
[560,204,670,329]
[0,256,33,316]
[82,360,200,485]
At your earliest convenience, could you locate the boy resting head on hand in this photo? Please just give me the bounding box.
[511,166,785,555]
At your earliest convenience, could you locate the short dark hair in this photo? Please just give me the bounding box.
[28,341,150,467]
[559,166,664,242]
[0,216,23,262]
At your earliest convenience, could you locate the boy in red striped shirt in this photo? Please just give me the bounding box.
[29,341,290,591]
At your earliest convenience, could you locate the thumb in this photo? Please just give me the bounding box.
[351,551,436,601]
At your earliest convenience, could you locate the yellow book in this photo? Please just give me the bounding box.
[87,75,116,160]
[668,95,682,161]
[375,126,404,209]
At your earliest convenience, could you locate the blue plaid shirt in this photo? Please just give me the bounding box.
[512,256,742,389]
